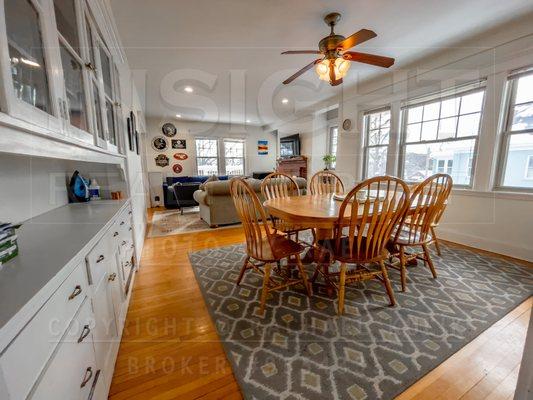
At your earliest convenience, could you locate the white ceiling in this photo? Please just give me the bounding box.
[109,0,533,127]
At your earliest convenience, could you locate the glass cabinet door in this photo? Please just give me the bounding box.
[2,0,61,130]
[59,43,88,132]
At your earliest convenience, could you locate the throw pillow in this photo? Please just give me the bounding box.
[199,174,218,190]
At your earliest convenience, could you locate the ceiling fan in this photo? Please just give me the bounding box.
[281,12,395,86]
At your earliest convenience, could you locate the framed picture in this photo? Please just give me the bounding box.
[171,139,186,149]
[258,140,268,155]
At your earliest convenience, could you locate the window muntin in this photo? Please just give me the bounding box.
[195,139,219,175]
[328,126,338,169]
[498,72,533,190]
[5,0,51,113]
[363,109,390,178]
[223,139,245,176]
[400,89,485,186]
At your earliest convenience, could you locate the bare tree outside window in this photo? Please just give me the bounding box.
[363,109,390,178]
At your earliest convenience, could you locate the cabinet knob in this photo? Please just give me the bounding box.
[85,62,97,72]
[120,221,125,226]
[121,240,126,246]
[81,367,93,388]
[68,285,82,300]
[77,325,91,343]
[96,255,105,263]
[113,232,119,237]
[108,273,117,281]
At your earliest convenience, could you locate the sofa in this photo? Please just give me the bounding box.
[163,176,229,209]
[193,177,307,227]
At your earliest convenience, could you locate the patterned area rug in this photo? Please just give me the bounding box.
[147,208,239,237]
[188,242,533,399]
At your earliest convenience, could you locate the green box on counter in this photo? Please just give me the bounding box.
[0,224,21,267]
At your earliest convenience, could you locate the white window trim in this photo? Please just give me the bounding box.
[222,138,246,176]
[362,107,391,179]
[494,69,533,192]
[398,86,486,187]
[194,137,220,176]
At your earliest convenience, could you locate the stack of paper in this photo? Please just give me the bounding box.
[0,223,21,267]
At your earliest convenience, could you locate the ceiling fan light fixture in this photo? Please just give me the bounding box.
[315,57,351,83]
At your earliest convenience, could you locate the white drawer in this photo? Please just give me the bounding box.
[0,262,88,400]
[29,298,99,400]
[86,230,113,286]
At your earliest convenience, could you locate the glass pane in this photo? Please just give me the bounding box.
[60,44,88,131]
[423,102,440,121]
[197,157,218,176]
[368,113,379,130]
[92,82,104,139]
[511,103,533,131]
[438,117,457,139]
[54,0,79,51]
[441,97,460,118]
[502,133,533,188]
[225,158,244,176]
[368,128,389,146]
[85,18,95,65]
[421,120,438,141]
[6,0,51,113]
[380,111,391,127]
[329,127,338,157]
[460,91,484,114]
[408,106,423,123]
[224,140,244,157]
[457,113,481,137]
[515,74,533,104]
[406,123,421,142]
[196,139,218,157]
[105,99,116,145]
[99,46,113,97]
[403,139,476,185]
[366,146,388,178]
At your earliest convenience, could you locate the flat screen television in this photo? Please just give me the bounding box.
[280,134,300,157]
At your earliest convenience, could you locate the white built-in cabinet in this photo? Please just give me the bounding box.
[0,202,136,400]
[0,0,123,153]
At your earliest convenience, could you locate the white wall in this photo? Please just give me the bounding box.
[144,118,277,205]
[273,15,533,261]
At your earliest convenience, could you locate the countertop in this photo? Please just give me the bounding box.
[0,200,128,336]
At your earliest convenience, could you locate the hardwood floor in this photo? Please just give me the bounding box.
[109,208,531,399]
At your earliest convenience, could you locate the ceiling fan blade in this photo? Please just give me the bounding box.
[281,50,322,55]
[337,29,377,51]
[283,59,321,84]
[343,51,395,68]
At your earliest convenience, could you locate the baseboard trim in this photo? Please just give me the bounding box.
[437,228,533,263]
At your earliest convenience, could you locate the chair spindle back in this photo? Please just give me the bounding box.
[310,171,345,195]
[261,172,300,200]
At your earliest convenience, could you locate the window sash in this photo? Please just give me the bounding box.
[495,69,533,191]
[196,138,220,175]
[223,139,245,175]
[363,109,391,178]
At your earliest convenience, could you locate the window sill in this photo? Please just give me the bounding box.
[452,188,533,201]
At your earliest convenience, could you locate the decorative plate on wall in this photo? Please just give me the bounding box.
[172,163,183,173]
[173,153,188,160]
[162,123,177,137]
[342,118,352,130]
[155,154,169,167]
[151,136,168,151]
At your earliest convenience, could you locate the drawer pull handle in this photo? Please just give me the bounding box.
[120,221,125,226]
[78,325,91,343]
[121,240,126,246]
[129,227,132,231]
[87,369,101,400]
[68,285,82,300]
[81,367,93,388]
[130,244,134,249]
[113,232,119,237]
[128,211,132,215]
[108,273,117,281]
[96,255,105,263]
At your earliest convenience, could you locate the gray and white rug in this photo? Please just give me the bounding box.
[188,243,533,399]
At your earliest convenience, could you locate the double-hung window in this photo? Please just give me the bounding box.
[195,138,219,175]
[497,70,533,190]
[328,126,338,169]
[223,139,245,176]
[400,85,485,186]
[363,109,390,178]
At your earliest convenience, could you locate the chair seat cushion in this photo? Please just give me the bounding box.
[316,236,388,263]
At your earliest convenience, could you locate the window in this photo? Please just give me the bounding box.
[223,139,245,176]
[328,126,338,169]
[5,0,51,113]
[498,71,533,189]
[195,138,219,175]
[363,109,390,178]
[400,87,485,185]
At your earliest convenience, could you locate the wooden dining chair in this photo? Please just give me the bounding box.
[388,174,453,291]
[260,172,311,241]
[309,170,345,195]
[230,178,312,313]
[314,176,410,314]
